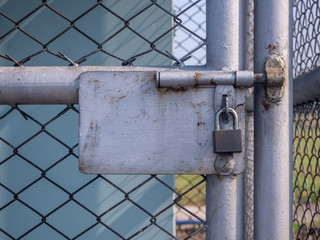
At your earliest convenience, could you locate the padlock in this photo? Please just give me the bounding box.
[213,107,242,153]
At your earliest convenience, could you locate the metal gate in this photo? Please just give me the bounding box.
[0,0,293,239]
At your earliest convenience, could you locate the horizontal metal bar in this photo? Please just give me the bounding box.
[156,70,255,88]
[0,66,167,104]
[293,66,320,105]
[0,67,263,105]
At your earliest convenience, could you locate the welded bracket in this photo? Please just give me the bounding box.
[265,55,285,103]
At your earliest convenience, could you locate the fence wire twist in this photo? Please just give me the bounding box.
[293,0,320,239]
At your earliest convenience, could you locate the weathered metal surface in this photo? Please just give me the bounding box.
[254,0,291,238]
[157,70,254,88]
[206,0,245,238]
[79,71,246,175]
[79,71,214,174]
[265,55,286,103]
[0,66,169,104]
[0,66,256,104]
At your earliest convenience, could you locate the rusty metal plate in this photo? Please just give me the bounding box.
[79,71,218,174]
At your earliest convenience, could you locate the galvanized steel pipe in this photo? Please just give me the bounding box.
[0,66,162,104]
[0,66,261,105]
[206,0,245,239]
[254,0,292,239]
[156,71,255,88]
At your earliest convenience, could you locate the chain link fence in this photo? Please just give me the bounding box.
[293,101,320,239]
[0,104,208,240]
[293,0,320,239]
[0,0,205,67]
[175,175,206,240]
[0,0,207,239]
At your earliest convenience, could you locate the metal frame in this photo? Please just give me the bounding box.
[0,0,249,238]
[254,0,292,239]
[206,0,245,239]
[0,0,294,238]
[0,66,261,105]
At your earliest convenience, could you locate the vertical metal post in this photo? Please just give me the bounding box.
[206,0,244,239]
[254,0,292,239]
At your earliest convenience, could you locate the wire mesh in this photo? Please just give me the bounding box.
[0,0,206,67]
[175,175,206,240]
[0,0,207,239]
[293,0,320,77]
[0,105,207,240]
[293,1,320,239]
[293,101,320,239]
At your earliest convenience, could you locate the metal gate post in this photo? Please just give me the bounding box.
[254,0,292,239]
[206,0,245,239]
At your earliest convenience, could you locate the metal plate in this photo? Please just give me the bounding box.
[79,71,217,174]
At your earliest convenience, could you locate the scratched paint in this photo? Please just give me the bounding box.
[79,71,247,174]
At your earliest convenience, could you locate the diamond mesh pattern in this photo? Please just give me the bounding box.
[175,175,206,239]
[0,1,207,239]
[293,101,320,239]
[0,105,207,239]
[293,1,320,239]
[0,0,206,66]
[293,0,320,77]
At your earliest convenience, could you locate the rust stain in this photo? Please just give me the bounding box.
[267,43,279,54]
[110,95,127,104]
[79,165,86,173]
[88,79,99,84]
[152,73,157,83]
[261,99,271,111]
[254,74,263,82]
[192,101,207,109]
[79,163,96,174]
[83,143,88,152]
[117,95,126,101]
[265,54,286,102]
[197,121,205,126]
[197,166,203,172]
[82,119,101,152]
[158,87,188,95]
[194,72,200,86]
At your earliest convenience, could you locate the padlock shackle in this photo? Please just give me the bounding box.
[215,107,239,130]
